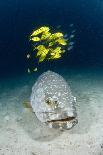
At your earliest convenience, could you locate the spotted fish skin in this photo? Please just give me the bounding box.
[30,70,78,130]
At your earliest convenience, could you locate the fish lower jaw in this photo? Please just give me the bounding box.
[46,117,78,130]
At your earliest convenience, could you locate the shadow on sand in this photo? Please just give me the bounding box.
[17,109,63,142]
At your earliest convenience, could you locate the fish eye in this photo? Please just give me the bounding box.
[46,99,52,105]
[54,100,58,105]
[54,100,59,108]
[45,97,58,108]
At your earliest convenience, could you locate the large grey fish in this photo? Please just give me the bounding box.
[30,70,78,130]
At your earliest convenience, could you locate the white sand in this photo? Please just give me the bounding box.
[0,68,103,155]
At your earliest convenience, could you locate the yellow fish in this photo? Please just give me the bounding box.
[50,52,61,59]
[41,31,51,40]
[48,41,55,47]
[49,32,63,40]
[36,45,46,51]
[56,38,67,45]
[36,45,49,62]
[30,26,50,37]
[49,47,63,59]
[30,37,40,42]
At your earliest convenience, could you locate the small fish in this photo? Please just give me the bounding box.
[69,24,74,27]
[65,38,69,41]
[27,54,31,59]
[69,34,75,39]
[71,29,76,33]
[69,42,75,46]
[33,68,38,72]
[30,71,78,130]
[64,34,68,38]
[56,25,61,29]
[67,46,73,51]
[27,68,31,73]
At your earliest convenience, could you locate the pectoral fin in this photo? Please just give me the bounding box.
[22,101,32,109]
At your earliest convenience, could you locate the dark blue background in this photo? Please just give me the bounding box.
[0,0,103,77]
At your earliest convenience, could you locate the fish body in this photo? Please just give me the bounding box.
[27,68,31,73]
[69,42,75,46]
[33,68,38,72]
[69,23,74,27]
[67,46,74,51]
[30,71,78,130]
[69,34,75,39]
[27,54,31,59]
[30,26,50,37]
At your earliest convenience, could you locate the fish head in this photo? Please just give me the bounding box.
[44,95,78,130]
[31,87,77,130]
[30,71,78,130]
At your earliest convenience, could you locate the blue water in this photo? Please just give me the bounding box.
[0,0,103,77]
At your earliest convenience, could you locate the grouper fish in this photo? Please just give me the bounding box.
[30,70,78,130]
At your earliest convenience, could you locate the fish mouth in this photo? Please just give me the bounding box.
[47,116,75,123]
[47,116,78,130]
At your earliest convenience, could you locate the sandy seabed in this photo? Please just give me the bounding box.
[0,68,103,155]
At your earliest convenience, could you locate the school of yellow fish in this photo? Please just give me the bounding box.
[27,26,74,72]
